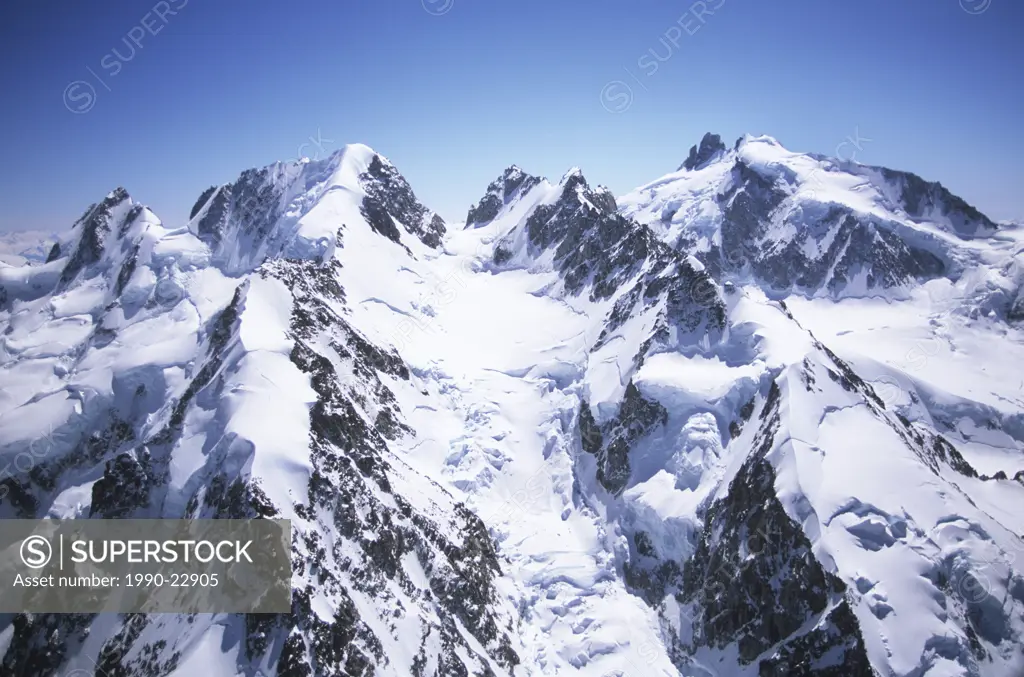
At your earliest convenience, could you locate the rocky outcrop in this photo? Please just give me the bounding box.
[57,187,132,290]
[256,256,519,675]
[466,165,541,227]
[579,382,667,495]
[507,169,727,347]
[874,166,998,239]
[680,132,727,171]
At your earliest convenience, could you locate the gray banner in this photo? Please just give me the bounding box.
[0,519,291,613]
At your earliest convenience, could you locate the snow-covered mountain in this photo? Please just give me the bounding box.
[1,135,1022,676]
[620,133,1011,303]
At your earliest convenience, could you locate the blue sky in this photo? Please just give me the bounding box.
[1,0,1022,232]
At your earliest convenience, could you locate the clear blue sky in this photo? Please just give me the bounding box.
[1,0,1022,232]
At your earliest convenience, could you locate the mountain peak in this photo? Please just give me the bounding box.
[360,150,447,247]
[105,186,132,203]
[680,132,727,171]
[560,166,585,183]
[465,165,543,227]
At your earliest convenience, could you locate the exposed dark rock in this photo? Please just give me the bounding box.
[599,280,644,342]
[189,185,219,220]
[360,195,403,244]
[243,255,519,675]
[813,340,886,409]
[614,381,873,674]
[703,160,948,296]
[35,417,132,484]
[516,169,726,347]
[190,168,287,261]
[524,170,656,299]
[681,132,727,171]
[194,186,229,246]
[58,187,131,289]
[120,205,144,238]
[229,169,286,246]
[95,615,181,677]
[115,244,139,296]
[875,166,998,239]
[0,477,37,516]
[466,166,541,227]
[360,154,446,247]
[0,613,93,676]
[90,450,153,518]
[193,473,278,519]
[758,601,876,676]
[930,435,979,478]
[678,398,854,665]
[163,285,244,435]
[493,245,512,265]
[580,382,666,495]
[578,400,603,454]
[468,193,503,228]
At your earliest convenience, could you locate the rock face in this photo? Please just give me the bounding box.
[190,166,294,270]
[360,154,446,248]
[872,165,999,240]
[466,165,541,227]
[616,378,877,674]
[706,158,947,294]
[494,167,727,349]
[579,382,667,495]
[255,257,518,675]
[680,132,727,171]
[677,384,869,671]
[57,187,133,290]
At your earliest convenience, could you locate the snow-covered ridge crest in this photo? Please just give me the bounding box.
[0,186,158,309]
[465,164,544,228]
[186,143,447,275]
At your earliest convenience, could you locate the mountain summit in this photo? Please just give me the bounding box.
[679,131,728,171]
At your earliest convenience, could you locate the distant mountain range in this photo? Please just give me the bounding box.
[0,229,58,266]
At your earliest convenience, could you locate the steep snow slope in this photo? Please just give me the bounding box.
[1,137,1022,677]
